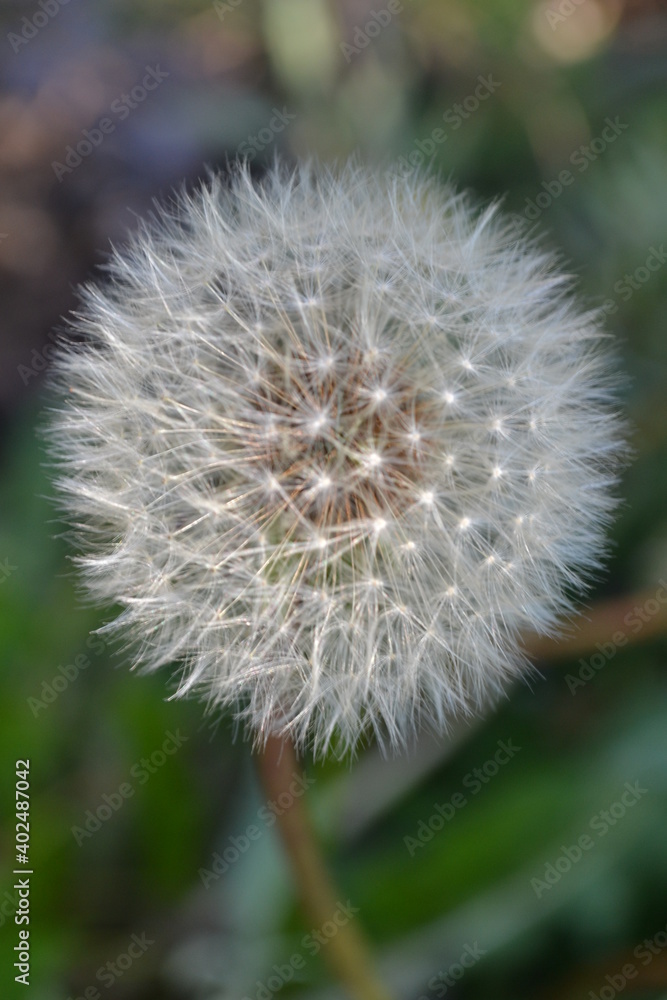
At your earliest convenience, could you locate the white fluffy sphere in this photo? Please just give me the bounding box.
[49,160,623,755]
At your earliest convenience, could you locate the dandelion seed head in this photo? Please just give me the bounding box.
[47,159,625,756]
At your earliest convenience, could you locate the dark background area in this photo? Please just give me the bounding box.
[1,1,666,998]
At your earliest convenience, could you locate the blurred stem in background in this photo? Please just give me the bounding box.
[524,587,667,661]
[257,736,395,1000]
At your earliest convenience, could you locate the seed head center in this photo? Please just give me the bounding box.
[244,349,435,528]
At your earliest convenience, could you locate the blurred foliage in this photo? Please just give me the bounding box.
[1,0,667,998]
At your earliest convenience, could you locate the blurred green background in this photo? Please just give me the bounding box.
[1,0,666,998]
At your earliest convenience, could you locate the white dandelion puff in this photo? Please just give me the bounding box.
[47,159,625,756]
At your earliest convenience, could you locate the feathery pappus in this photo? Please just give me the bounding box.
[48,159,624,755]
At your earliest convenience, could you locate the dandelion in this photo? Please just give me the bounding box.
[48,159,624,756]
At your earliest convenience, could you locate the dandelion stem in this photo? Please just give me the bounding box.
[256,735,395,1000]
[523,588,667,661]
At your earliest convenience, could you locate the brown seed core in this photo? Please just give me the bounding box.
[241,348,438,529]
